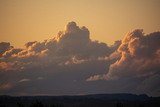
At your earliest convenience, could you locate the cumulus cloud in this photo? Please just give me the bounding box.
[106,29,160,79]
[0,21,117,95]
[0,42,13,55]
[0,22,114,72]
[89,29,160,80]
[87,29,160,96]
[0,22,159,96]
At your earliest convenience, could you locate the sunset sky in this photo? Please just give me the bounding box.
[0,0,160,96]
[0,0,160,47]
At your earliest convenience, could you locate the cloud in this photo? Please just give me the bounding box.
[0,22,159,96]
[0,83,12,91]
[3,48,22,58]
[19,79,31,83]
[0,42,13,55]
[87,29,160,96]
[0,21,114,72]
[106,29,160,79]
[137,74,160,96]
[0,21,116,95]
[86,74,106,81]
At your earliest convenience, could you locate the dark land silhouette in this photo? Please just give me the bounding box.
[0,93,160,107]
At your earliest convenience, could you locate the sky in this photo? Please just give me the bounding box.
[0,0,160,96]
[0,0,160,47]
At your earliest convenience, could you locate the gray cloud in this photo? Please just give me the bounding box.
[137,74,160,96]
[0,22,159,96]
[87,29,160,96]
[0,22,114,72]
[0,42,13,55]
[0,22,116,96]
[106,29,160,79]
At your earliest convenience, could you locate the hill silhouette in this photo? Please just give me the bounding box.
[0,93,160,107]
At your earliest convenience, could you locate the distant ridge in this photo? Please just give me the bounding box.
[0,93,160,107]
[0,93,156,100]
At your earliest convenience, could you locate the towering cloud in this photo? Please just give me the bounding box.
[106,29,160,79]
[0,22,159,96]
[0,22,116,96]
[87,29,160,96]
[0,22,112,71]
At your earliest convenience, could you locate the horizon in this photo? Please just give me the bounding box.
[0,92,150,97]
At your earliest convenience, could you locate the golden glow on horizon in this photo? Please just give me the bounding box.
[0,0,160,47]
